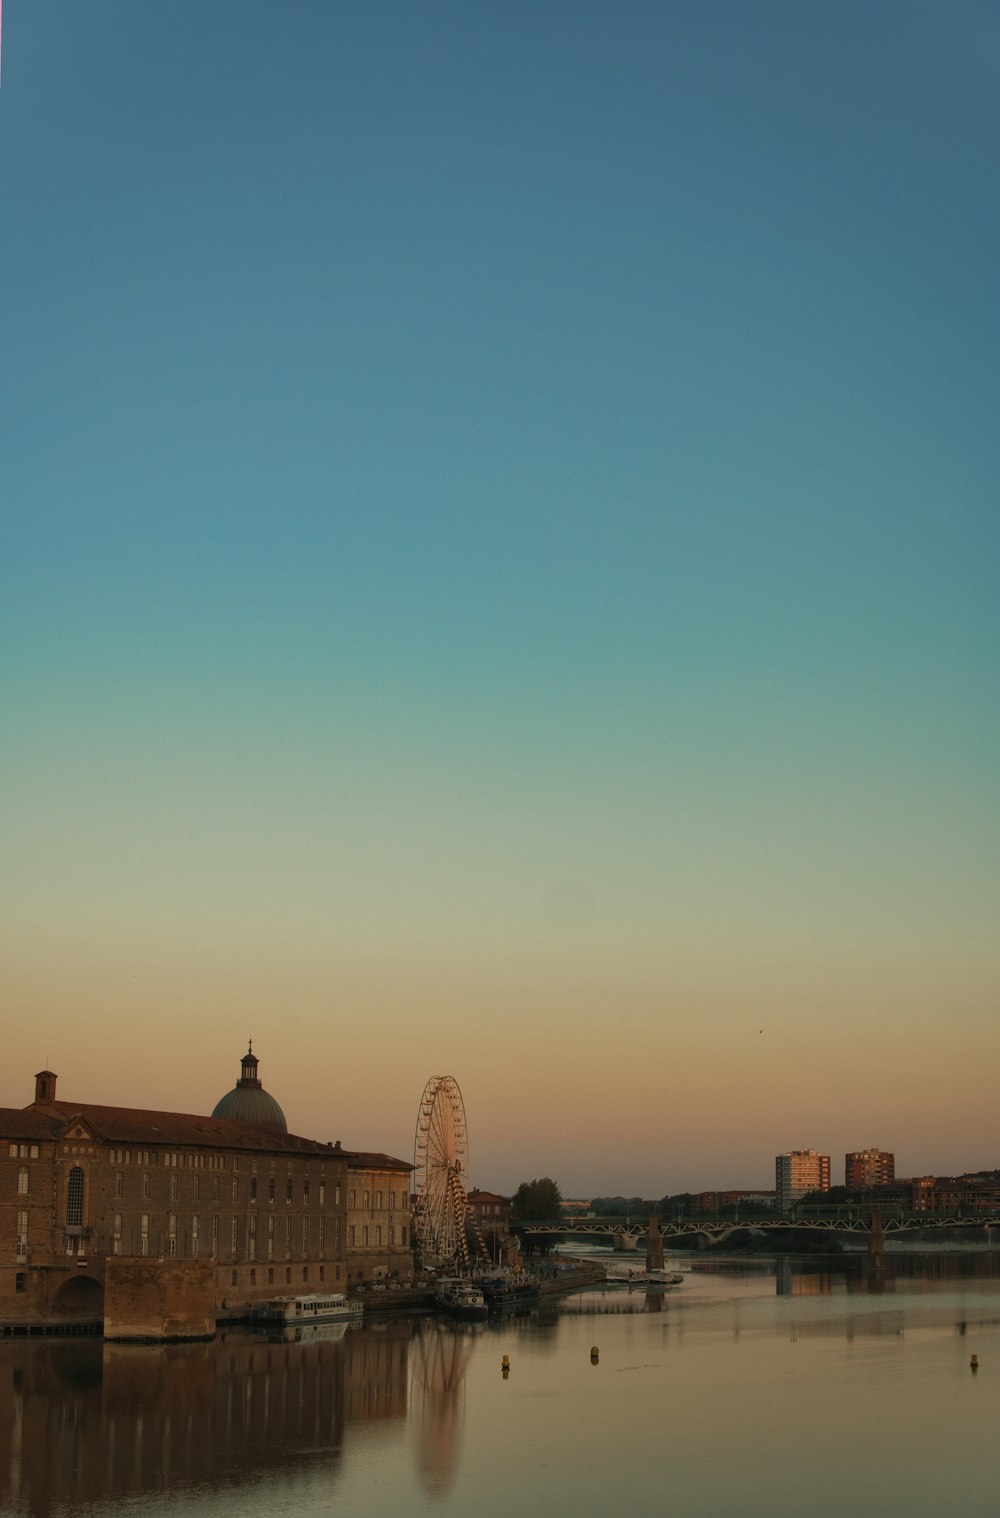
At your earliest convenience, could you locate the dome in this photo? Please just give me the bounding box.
[212,1043,288,1134]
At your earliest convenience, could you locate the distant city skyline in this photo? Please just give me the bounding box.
[2,3,997,1198]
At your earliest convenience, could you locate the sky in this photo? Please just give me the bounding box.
[1,2,997,1199]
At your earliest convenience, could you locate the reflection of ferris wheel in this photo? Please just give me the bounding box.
[413,1075,472,1266]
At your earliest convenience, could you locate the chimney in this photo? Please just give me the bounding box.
[34,1070,57,1105]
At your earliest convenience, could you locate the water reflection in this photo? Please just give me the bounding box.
[4,1254,1000,1518]
[0,1320,417,1518]
[411,1319,480,1499]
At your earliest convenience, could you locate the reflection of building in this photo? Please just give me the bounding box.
[0,1323,414,1515]
[775,1150,830,1213]
[0,1049,409,1329]
[845,1149,895,1190]
[344,1153,414,1282]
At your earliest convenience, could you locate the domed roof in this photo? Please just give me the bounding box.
[212,1042,288,1134]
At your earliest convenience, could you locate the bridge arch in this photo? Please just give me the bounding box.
[52,1274,104,1321]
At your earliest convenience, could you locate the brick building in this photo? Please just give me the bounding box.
[0,1050,410,1329]
[466,1189,512,1234]
[343,1152,414,1283]
[845,1148,895,1190]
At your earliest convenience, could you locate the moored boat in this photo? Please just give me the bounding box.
[628,1268,683,1289]
[252,1292,364,1325]
[434,1278,489,1321]
[475,1269,540,1309]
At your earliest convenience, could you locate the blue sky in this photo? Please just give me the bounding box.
[2,2,998,1193]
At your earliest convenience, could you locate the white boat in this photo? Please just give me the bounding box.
[434,1278,488,1321]
[630,1268,684,1289]
[253,1292,363,1325]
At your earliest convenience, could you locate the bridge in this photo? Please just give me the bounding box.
[513,1212,1000,1246]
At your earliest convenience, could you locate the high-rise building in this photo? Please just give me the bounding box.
[845,1149,895,1190]
[775,1150,830,1213]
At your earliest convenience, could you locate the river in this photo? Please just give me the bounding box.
[3,1251,999,1518]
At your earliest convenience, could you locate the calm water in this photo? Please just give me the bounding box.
[4,1252,1000,1518]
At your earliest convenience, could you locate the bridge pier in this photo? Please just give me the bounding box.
[867,1209,885,1267]
[646,1216,664,1273]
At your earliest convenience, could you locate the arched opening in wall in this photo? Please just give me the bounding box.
[52,1275,104,1321]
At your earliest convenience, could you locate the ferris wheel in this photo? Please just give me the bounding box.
[413,1075,476,1266]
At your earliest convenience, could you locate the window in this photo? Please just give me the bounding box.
[232,1268,238,1286]
[319,1182,326,1206]
[16,1212,28,1261]
[232,1176,239,1203]
[66,1166,84,1228]
[335,1183,340,1205]
[400,1225,407,1246]
[170,1174,178,1201]
[268,1267,274,1283]
[375,1225,382,1246]
[389,1191,395,1210]
[303,1180,310,1205]
[250,1267,256,1285]
[267,1215,275,1260]
[167,1214,177,1256]
[192,1216,200,1257]
[362,1226,369,1247]
[142,1173,150,1199]
[349,1190,355,1209]
[302,1218,308,1254]
[249,1177,257,1204]
[15,1272,25,1293]
[375,1190,382,1210]
[286,1266,292,1284]
[231,1217,239,1257]
[362,1191,369,1208]
[30,1144,39,1159]
[285,1217,291,1257]
[193,1175,200,1202]
[302,1266,309,1282]
[319,1218,325,1257]
[319,1265,325,1282]
[140,1214,150,1256]
[112,1214,123,1254]
[268,1179,275,1204]
[212,1176,220,1202]
[348,1225,356,1247]
[17,1167,28,1196]
[212,1216,219,1258]
[286,1179,293,1204]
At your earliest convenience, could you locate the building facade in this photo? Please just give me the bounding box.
[466,1189,512,1236]
[0,1052,410,1328]
[775,1150,830,1214]
[844,1149,895,1190]
[343,1152,414,1283]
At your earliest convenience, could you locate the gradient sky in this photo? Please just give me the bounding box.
[2,2,997,1197]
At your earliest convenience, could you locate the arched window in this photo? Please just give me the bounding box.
[67,1166,85,1228]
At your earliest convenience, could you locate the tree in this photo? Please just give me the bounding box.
[512,1177,563,1221]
